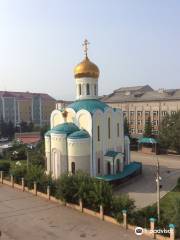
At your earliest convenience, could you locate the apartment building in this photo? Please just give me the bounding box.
[0,91,56,127]
[101,85,180,137]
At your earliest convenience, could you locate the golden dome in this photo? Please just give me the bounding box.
[74,56,100,79]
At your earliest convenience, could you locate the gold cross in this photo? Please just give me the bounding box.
[82,39,90,58]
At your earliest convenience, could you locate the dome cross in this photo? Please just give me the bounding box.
[82,39,90,58]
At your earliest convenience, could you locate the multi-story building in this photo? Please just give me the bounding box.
[0,91,56,127]
[101,85,180,137]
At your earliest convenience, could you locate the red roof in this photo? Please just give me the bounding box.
[15,133,41,145]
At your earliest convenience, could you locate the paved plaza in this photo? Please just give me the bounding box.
[0,185,151,240]
[115,151,180,208]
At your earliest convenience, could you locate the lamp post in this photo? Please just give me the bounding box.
[155,157,161,222]
[16,123,22,142]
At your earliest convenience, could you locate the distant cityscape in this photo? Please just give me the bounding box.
[1,85,179,137]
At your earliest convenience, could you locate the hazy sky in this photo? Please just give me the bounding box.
[0,0,179,100]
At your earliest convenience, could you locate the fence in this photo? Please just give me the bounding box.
[0,171,176,240]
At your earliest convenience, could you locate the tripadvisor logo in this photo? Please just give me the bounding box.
[135,226,173,236]
[135,227,144,236]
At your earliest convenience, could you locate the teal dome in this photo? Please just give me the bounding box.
[68,130,89,139]
[45,130,51,136]
[67,99,109,114]
[50,122,79,135]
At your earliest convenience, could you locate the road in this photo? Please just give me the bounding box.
[0,185,150,240]
[115,151,180,208]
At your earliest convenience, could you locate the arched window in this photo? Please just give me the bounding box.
[79,84,81,95]
[71,162,75,174]
[97,125,100,141]
[98,158,100,174]
[107,162,111,175]
[108,117,111,139]
[86,83,90,95]
[116,159,120,173]
[94,84,97,96]
[117,123,120,137]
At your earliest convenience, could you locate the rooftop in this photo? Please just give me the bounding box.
[68,130,89,139]
[47,122,79,135]
[67,99,110,114]
[101,85,180,103]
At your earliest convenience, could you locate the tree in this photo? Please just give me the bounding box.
[159,111,180,153]
[144,116,152,137]
[124,117,130,136]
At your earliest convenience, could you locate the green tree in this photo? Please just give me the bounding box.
[144,116,152,137]
[124,117,130,136]
[159,111,180,153]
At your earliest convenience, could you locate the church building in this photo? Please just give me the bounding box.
[45,40,131,179]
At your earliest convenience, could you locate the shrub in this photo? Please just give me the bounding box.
[129,206,157,228]
[0,160,10,172]
[111,195,135,222]
[24,165,47,190]
[10,163,27,184]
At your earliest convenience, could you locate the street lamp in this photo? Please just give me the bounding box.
[16,123,22,142]
[155,156,162,222]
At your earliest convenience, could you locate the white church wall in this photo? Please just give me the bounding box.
[50,110,64,129]
[51,133,68,177]
[93,110,104,176]
[67,138,90,174]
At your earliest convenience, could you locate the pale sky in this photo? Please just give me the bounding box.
[0,0,179,100]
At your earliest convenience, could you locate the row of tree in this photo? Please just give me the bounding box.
[0,117,49,139]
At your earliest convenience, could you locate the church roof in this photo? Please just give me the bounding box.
[68,130,89,139]
[67,99,109,114]
[46,122,79,136]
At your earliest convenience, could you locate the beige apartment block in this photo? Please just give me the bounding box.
[101,85,180,137]
[0,91,56,127]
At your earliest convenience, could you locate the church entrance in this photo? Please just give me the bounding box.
[116,159,120,173]
[107,162,111,175]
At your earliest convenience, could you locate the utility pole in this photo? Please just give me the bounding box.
[27,150,29,170]
[156,157,161,222]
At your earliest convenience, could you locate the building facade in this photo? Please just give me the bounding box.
[101,85,180,137]
[0,91,56,126]
[45,41,131,179]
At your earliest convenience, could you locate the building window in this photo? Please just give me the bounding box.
[86,84,90,95]
[153,111,159,116]
[79,84,81,95]
[71,162,75,174]
[130,128,135,133]
[171,111,176,115]
[145,111,150,116]
[98,158,100,174]
[153,120,159,126]
[130,120,134,125]
[138,129,143,134]
[137,120,142,125]
[117,123,120,137]
[137,111,142,116]
[130,111,134,116]
[94,84,97,96]
[108,117,111,139]
[162,111,167,116]
[97,125,100,141]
